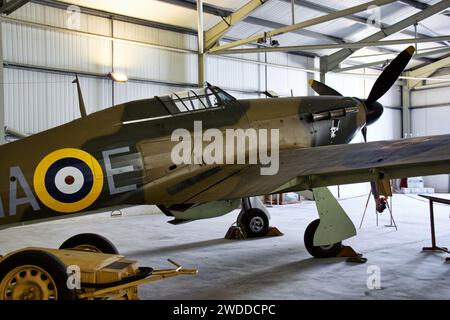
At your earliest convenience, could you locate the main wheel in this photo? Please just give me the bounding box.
[304,219,342,258]
[240,208,269,238]
[59,233,119,254]
[0,250,76,300]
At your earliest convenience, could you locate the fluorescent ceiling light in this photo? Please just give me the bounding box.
[109,72,128,82]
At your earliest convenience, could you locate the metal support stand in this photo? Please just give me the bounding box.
[420,196,450,261]
[359,191,372,229]
[359,190,397,230]
[384,198,398,230]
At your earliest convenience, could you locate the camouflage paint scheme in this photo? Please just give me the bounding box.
[1,86,449,228]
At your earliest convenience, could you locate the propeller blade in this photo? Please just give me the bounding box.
[308,80,342,96]
[362,126,367,143]
[367,46,415,104]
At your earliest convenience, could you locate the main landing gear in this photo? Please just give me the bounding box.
[239,208,270,238]
[304,219,342,258]
[303,218,367,262]
[226,197,282,239]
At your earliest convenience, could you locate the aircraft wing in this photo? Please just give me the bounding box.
[181,134,450,203]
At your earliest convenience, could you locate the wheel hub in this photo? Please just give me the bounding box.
[249,216,265,233]
[1,265,58,300]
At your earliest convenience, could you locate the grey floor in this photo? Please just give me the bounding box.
[0,194,449,299]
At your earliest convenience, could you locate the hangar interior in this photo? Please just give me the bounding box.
[0,0,450,300]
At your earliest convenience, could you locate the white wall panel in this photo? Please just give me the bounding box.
[327,72,365,97]
[114,41,196,84]
[411,105,450,136]
[411,87,450,107]
[4,68,111,133]
[206,56,261,91]
[3,22,112,73]
[10,2,111,36]
[266,66,308,97]
[113,82,185,105]
[113,20,197,51]
[411,92,450,192]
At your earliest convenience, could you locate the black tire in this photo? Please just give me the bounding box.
[59,233,119,254]
[239,208,269,238]
[304,219,342,258]
[0,250,76,300]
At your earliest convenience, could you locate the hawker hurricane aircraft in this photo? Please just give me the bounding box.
[1,46,450,259]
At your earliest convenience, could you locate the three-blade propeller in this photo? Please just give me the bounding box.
[309,46,415,142]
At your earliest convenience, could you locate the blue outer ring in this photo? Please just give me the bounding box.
[44,157,94,203]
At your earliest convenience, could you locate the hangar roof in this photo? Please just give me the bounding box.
[54,0,450,73]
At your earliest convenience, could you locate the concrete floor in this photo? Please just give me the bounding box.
[0,193,449,300]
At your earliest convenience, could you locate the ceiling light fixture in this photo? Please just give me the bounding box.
[109,72,128,82]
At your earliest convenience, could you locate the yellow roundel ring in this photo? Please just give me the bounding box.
[33,148,104,213]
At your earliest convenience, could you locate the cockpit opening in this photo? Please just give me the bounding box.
[155,85,236,115]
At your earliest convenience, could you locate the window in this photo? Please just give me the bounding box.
[157,85,236,114]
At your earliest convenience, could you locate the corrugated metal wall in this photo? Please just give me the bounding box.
[411,87,450,192]
[2,2,317,133]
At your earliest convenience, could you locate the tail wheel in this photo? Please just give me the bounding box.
[304,219,342,258]
[0,250,76,300]
[240,208,269,238]
[59,233,119,254]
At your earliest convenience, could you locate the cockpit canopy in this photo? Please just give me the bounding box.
[156,85,236,114]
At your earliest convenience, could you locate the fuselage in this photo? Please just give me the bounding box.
[0,91,366,227]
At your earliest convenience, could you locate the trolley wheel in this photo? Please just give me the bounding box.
[0,249,76,300]
[59,233,119,254]
[240,208,269,238]
[304,219,342,258]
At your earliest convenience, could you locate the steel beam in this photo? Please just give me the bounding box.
[204,0,266,50]
[406,55,450,89]
[2,61,262,96]
[400,0,450,17]
[212,35,450,54]
[334,47,450,72]
[335,60,390,73]
[160,0,434,62]
[197,0,204,87]
[402,85,411,138]
[160,0,347,45]
[0,0,30,15]
[283,0,439,46]
[414,82,450,90]
[409,55,450,77]
[325,0,450,71]
[208,0,397,53]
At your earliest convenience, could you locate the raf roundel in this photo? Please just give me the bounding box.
[33,148,104,213]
